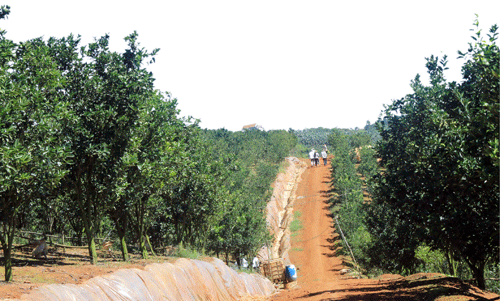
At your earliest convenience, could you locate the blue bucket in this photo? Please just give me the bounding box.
[285,264,297,282]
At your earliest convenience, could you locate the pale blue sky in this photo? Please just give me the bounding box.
[3,1,499,131]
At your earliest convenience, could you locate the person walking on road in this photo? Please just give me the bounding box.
[309,149,315,167]
[321,149,328,166]
[314,151,320,167]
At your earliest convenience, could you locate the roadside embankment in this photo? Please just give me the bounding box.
[14,258,274,300]
[258,157,307,264]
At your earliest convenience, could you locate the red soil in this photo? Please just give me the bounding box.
[268,159,498,301]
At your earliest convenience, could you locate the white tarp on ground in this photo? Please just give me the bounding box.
[18,258,275,301]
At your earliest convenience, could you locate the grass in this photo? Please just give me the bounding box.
[290,210,303,237]
[30,274,57,284]
[175,243,200,259]
[278,159,291,174]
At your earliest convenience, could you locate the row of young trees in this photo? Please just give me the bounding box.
[327,129,368,270]
[201,129,297,264]
[0,7,297,282]
[328,20,498,290]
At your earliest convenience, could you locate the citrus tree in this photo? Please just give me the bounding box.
[371,20,499,289]
[0,16,72,280]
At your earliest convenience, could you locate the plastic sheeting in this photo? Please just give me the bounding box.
[18,258,275,301]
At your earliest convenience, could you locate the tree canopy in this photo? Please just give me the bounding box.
[369,19,499,289]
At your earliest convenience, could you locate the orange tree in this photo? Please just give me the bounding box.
[0,8,72,281]
[369,20,499,289]
[58,32,159,264]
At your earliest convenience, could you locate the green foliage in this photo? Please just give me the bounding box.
[364,199,423,275]
[415,245,447,275]
[175,242,201,260]
[328,130,371,270]
[202,128,296,260]
[357,147,378,179]
[0,5,9,22]
[0,34,73,281]
[348,130,371,150]
[370,19,499,289]
[292,127,378,158]
[485,264,500,294]
[292,127,332,151]
[327,128,349,155]
[289,143,310,158]
[363,121,381,143]
[48,31,163,264]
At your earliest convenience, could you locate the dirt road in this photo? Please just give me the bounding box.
[269,159,498,301]
[269,161,355,301]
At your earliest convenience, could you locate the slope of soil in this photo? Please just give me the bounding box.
[0,250,177,299]
[1,251,275,300]
[269,159,498,301]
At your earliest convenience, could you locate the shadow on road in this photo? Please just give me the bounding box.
[298,277,496,301]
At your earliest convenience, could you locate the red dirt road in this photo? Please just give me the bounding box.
[269,161,354,301]
[269,159,498,301]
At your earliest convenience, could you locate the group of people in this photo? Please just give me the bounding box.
[309,145,328,167]
[236,256,260,271]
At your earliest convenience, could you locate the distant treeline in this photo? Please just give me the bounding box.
[290,123,380,157]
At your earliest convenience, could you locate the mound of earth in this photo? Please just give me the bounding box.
[0,249,179,299]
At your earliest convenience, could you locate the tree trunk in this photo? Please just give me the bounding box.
[119,235,129,261]
[139,234,148,259]
[4,246,12,282]
[445,250,456,277]
[135,195,150,259]
[2,209,16,282]
[136,205,148,259]
[145,235,156,257]
[471,263,486,290]
[84,227,98,265]
[111,210,129,261]
[76,231,83,246]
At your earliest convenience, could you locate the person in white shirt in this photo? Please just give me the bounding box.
[308,149,315,167]
[240,257,249,269]
[321,150,328,166]
[252,256,260,271]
